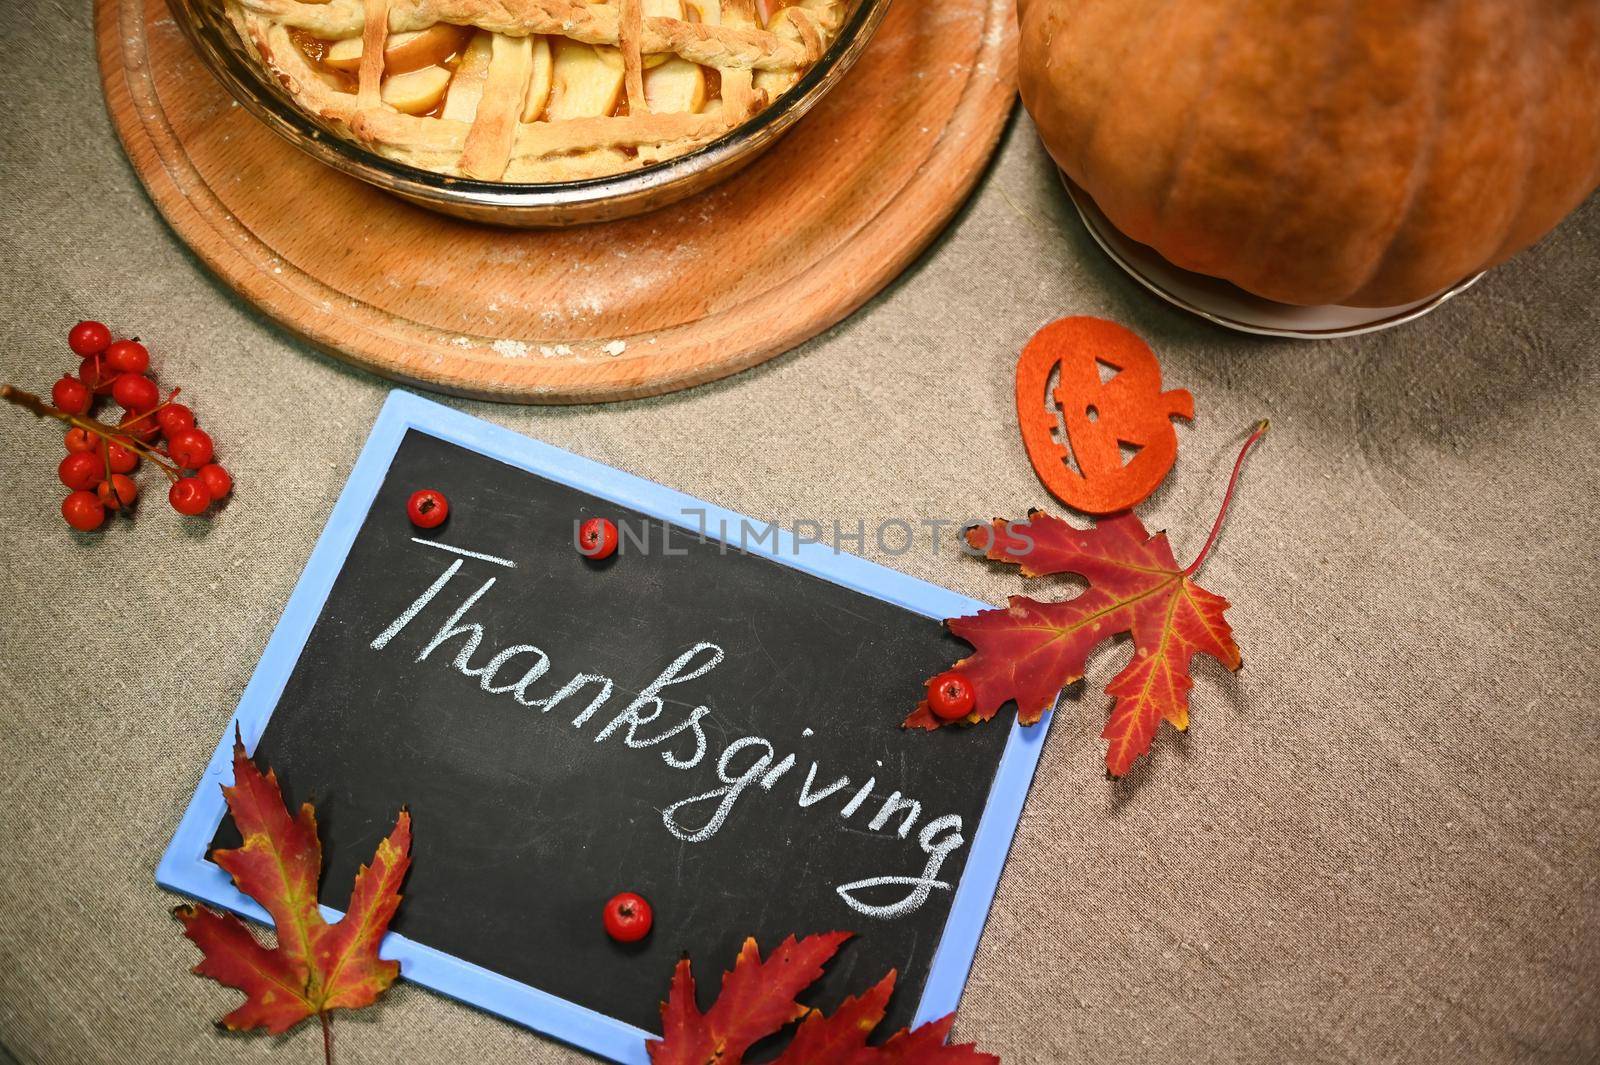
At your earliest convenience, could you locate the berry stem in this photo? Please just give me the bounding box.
[2,384,181,480]
[107,426,182,482]
[117,386,181,432]
[1182,419,1269,578]
[3,383,63,420]
[115,431,182,481]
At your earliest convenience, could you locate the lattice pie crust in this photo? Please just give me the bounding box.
[227,0,846,182]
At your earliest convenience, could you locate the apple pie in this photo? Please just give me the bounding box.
[225,0,846,183]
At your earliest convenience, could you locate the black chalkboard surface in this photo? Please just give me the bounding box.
[200,416,1022,1047]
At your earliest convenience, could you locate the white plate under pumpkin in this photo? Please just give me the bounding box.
[1060,173,1484,340]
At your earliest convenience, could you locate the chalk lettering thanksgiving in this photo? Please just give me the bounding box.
[369,553,967,920]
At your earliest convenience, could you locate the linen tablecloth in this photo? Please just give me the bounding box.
[2,3,1597,1063]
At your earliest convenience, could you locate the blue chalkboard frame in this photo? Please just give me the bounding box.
[159,389,1052,1064]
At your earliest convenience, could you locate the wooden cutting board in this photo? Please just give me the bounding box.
[97,0,1017,403]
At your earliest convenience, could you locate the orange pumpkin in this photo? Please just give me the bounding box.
[1018,0,1600,307]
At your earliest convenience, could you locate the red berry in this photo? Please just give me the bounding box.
[578,517,619,560]
[107,441,138,474]
[64,427,96,453]
[58,452,105,491]
[112,373,160,413]
[197,463,232,501]
[97,473,139,511]
[156,403,195,436]
[78,355,117,395]
[407,489,449,528]
[167,426,215,469]
[169,476,212,516]
[62,490,107,531]
[926,670,976,721]
[103,339,150,375]
[68,321,112,357]
[602,892,653,943]
[51,375,92,415]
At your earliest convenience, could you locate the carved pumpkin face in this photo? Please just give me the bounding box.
[1018,0,1600,307]
[1017,317,1191,515]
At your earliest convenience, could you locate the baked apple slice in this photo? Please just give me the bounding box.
[522,35,554,120]
[641,0,684,69]
[547,39,625,119]
[644,58,706,113]
[753,8,806,100]
[381,66,452,114]
[441,30,493,121]
[325,24,472,76]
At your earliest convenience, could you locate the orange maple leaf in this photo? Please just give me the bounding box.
[906,511,1241,776]
[649,932,998,1064]
[174,734,411,1061]
[907,421,1266,777]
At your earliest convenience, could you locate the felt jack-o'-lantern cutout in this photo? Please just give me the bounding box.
[1016,317,1191,515]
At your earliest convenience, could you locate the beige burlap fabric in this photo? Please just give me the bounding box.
[3,3,1598,1064]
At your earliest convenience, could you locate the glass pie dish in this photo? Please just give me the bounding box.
[167,0,889,225]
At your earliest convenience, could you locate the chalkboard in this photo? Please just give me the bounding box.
[161,392,1048,1064]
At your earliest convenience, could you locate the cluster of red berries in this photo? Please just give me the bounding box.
[1,320,232,531]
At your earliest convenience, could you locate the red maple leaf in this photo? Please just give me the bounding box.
[174,733,411,1062]
[908,424,1265,777]
[649,932,998,1064]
